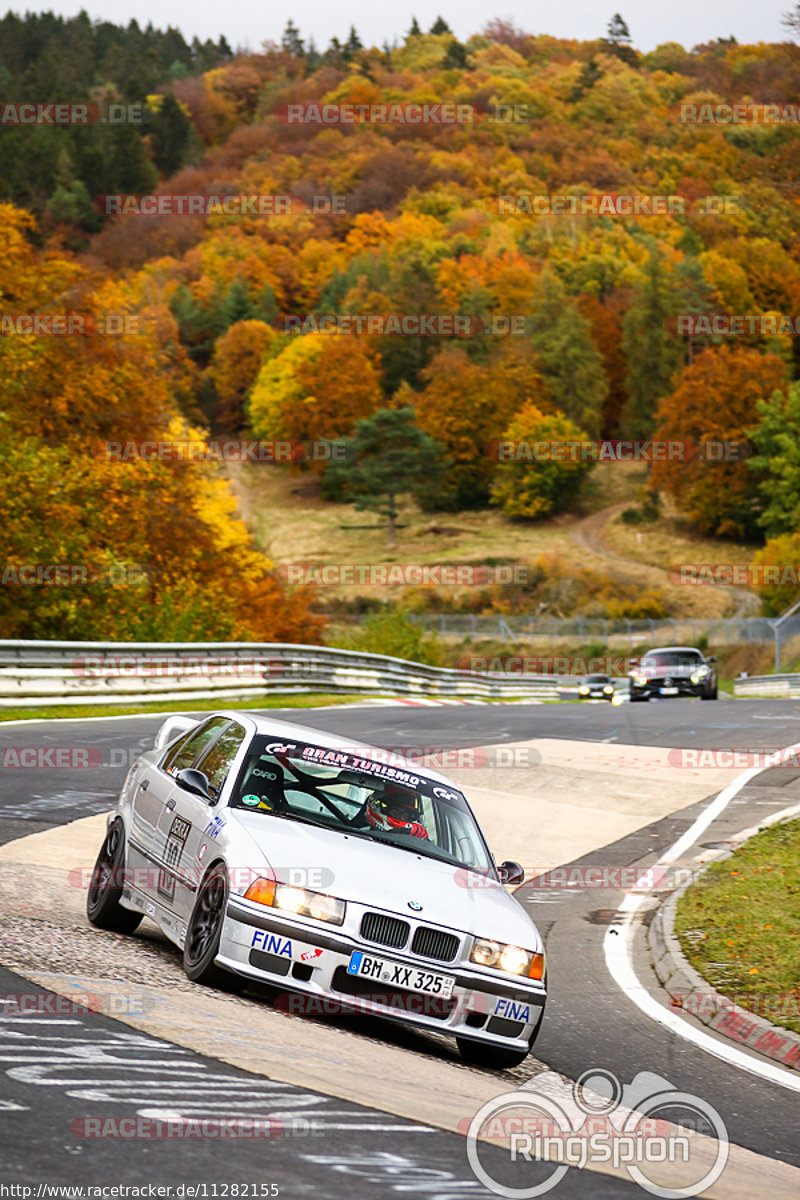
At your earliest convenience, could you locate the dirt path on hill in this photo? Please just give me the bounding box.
[569,502,761,618]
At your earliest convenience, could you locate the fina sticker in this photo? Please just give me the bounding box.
[203,815,226,840]
[242,794,261,806]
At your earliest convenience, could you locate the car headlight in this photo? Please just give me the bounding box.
[578,686,589,695]
[470,937,545,979]
[603,685,614,694]
[631,673,647,686]
[690,667,709,683]
[244,877,346,925]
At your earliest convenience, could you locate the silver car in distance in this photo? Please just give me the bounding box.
[87,711,547,1068]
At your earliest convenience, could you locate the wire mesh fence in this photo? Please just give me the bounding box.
[383,613,797,646]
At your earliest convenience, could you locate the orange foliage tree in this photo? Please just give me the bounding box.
[0,205,323,642]
[650,346,787,538]
[248,332,383,449]
[414,342,552,509]
[208,319,276,429]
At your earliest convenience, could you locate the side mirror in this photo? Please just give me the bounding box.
[498,860,525,886]
[176,768,214,802]
[707,656,717,664]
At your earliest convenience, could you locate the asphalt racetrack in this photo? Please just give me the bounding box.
[1,696,799,1197]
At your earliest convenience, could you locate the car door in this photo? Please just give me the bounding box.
[133,716,231,905]
[156,720,249,923]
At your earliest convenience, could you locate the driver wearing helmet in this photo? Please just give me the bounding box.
[365,780,428,840]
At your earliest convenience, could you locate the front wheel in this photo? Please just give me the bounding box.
[456,1036,532,1070]
[702,685,718,700]
[183,862,245,991]
[86,819,143,934]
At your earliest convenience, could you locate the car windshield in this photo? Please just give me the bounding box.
[641,651,702,670]
[585,675,610,683]
[229,736,496,875]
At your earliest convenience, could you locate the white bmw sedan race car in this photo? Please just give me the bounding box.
[87,711,547,1068]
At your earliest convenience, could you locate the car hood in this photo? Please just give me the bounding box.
[229,809,540,949]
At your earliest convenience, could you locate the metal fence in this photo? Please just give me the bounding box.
[734,673,800,697]
[0,640,563,708]
[395,612,800,649]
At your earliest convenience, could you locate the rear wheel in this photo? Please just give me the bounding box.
[456,1036,532,1070]
[183,862,245,991]
[86,820,143,934]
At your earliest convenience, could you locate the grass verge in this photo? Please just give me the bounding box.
[0,693,383,723]
[675,817,800,1035]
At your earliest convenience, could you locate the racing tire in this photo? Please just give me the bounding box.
[702,685,718,700]
[183,862,246,992]
[456,1035,532,1070]
[86,819,143,934]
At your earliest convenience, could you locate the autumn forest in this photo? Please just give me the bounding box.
[3,12,800,641]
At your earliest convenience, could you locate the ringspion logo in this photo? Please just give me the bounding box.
[465,1069,728,1197]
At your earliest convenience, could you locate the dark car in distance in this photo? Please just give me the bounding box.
[577,674,615,701]
[628,646,718,701]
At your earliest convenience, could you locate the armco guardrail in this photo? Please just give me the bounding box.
[0,640,567,707]
[734,673,800,697]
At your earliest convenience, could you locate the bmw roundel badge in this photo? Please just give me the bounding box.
[408,901,423,911]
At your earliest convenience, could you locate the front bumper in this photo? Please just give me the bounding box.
[630,680,707,699]
[220,896,546,1053]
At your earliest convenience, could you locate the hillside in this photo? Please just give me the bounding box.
[2,15,800,640]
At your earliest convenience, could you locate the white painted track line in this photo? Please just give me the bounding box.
[604,742,800,1093]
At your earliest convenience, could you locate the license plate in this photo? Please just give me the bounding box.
[347,951,455,998]
[660,687,679,695]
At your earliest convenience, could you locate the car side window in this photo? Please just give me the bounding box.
[162,717,231,777]
[195,723,247,797]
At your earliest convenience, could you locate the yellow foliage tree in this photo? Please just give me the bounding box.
[248,332,382,448]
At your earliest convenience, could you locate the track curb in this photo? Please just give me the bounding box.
[648,855,800,1072]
